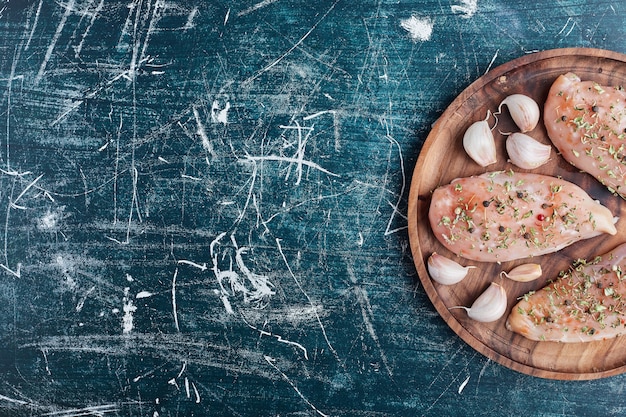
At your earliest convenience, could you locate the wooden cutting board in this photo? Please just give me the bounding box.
[408,48,626,380]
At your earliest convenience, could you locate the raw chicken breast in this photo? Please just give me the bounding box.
[545,72,626,198]
[428,171,616,262]
[507,243,626,342]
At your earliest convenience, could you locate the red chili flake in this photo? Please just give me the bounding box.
[537,214,546,221]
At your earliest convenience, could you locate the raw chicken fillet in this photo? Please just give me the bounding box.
[508,243,626,342]
[428,171,616,262]
[545,72,626,199]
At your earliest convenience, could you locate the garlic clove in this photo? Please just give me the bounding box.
[427,252,476,285]
[452,282,507,323]
[463,119,497,167]
[505,132,551,169]
[501,263,542,282]
[499,94,540,132]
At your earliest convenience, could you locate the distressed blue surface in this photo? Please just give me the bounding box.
[1,0,626,416]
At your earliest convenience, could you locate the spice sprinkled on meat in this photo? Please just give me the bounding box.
[428,171,616,262]
[508,243,626,342]
[545,73,626,199]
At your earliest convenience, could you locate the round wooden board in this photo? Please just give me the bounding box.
[408,48,626,380]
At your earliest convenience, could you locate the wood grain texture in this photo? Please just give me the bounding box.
[408,48,626,380]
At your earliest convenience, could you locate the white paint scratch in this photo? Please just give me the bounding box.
[400,15,434,42]
[76,286,96,312]
[177,259,207,271]
[261,185,358,228]
[232,234,275,306]
[0,394,30,406]
[74,0,104,59]
[242,316,309,359]
[50,57,150,126]
[289,120,309,185]
[209,233,274,313]
[0,261,20,278]
[11,174,43,209]
[346,261,393,378]
[219,293,234,314]
[136,291,154,299]
[0,168,31,177]
[6,45,23,173]
[184,7,198,30]
[132,363,168,383]
[35,0,76,85]
[177,362,187,378]
[242,0,340,85]
[137,0,163,78]
[210,100,230,125]
[210,232,236,314]
[42,348,51,375]
[242,155,339,180]
[191,381,200,403]
[451,0,478,18]
[122,287,137,334]
[41,403,120,416]
[276,239,338,360]
[476,358,491,391]
[166,362,200,403]
[25,0,44,51]
[484,49,499,74]
[458,375,470,394]
[193,106,216,157]
[237,0,279,17]
[557,17,577,38]
[383,132,407,236]
[427,345,464,390]
[302,110,336,121]
[264,356,329,417]
[172,268,180,332]
[303,110,341,151]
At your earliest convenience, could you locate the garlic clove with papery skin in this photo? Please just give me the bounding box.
[506,132,551,169]
[498,94,540,132]
[501,263,542,282]
[427,252,476,285]
[467,282,507,322]
[463,119,497,167]
[451,282,507,323]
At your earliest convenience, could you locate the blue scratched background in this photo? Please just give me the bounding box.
[0,0,625,416]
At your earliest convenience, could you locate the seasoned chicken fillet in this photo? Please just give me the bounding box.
[545,72,626,198]
[507,243,626,342]
[428,171,616,262]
